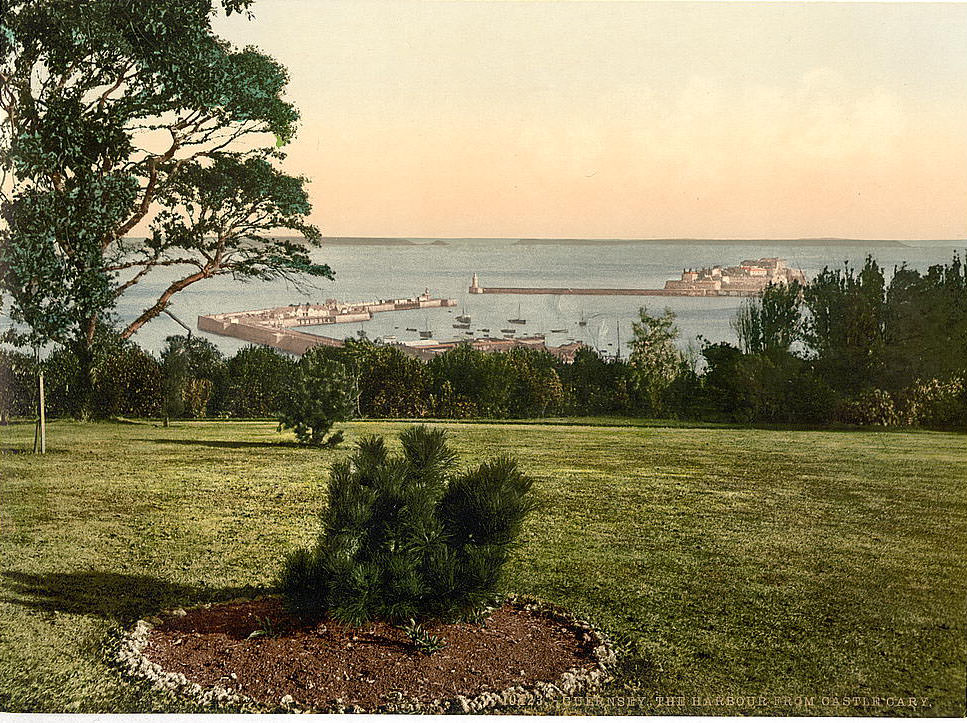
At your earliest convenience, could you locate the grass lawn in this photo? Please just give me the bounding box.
[1,418,965,715]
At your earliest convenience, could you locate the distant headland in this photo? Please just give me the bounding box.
[320,237,451,247]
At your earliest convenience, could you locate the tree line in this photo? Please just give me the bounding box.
[2,254,965,430]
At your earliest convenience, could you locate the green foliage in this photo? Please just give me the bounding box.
[400,618,446,655]
[802,257,887,394]
[559,346,634,415]
[835,389,900,427]
[627,306,683,415]
[246,616,281,640]
[36,325,163,418]
[432,380,478,418]
[428,344,513,417]
[0,0,330,408]
[883,255,967,390]
[347,340,431,418]
[505,347,565,417]
[897,377,967,428]
[221,345,296,417]
[95,344,163,418]
[278,348,354,446]
[160,335,225,419]
[733,281,803,356]
[699,341,837,425]
[277,426,535,624]
[0,349,35,422]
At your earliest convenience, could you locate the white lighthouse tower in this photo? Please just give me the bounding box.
[469,273,482,294]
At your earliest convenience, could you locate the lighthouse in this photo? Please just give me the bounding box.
[469,273,483,294]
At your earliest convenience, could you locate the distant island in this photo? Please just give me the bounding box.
[514,238,912,247]
[321,237,418,246]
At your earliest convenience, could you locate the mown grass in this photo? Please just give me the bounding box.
[1,419,964,715]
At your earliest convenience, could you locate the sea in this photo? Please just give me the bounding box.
[99,238,965,357]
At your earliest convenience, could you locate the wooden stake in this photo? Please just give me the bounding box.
[39,371,46,454]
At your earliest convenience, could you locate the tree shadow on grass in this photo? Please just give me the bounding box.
[1,570,268,622]
[136,438,306,450]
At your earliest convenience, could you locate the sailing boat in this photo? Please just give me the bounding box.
[578,310,588,327]
[419,314,432,339]
[508,302,526,325]
[455,306,471,324]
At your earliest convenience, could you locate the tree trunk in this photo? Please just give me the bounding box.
[72,317,98,419]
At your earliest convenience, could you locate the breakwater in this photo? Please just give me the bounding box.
[467,283,756,298]
[467,259,804,297]
[197,292,456,355]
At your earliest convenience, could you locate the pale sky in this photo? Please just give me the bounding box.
[213,1,967,240]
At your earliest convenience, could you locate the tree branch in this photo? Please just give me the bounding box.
[120,267,212,339]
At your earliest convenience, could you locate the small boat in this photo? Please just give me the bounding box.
[508,303,526,325]
[532,333,545,339]
[501,328,516,334]
[479,328,490,333]
[452,322,470,329]
[381,335,398,343]
[405,327,418,332]
[419,330,433,339]
[456,308,471,324]
[464,330,474,335]
[551,328,567,334]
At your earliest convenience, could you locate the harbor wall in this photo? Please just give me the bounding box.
[197,315,345,356]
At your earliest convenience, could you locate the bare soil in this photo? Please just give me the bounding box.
[144,598,598,710]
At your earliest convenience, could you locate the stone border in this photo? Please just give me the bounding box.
[110,593,618,714]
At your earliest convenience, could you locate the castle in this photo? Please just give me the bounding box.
[663,258,805,295]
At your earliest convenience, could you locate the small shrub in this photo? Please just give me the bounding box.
[278,349,354,446]
[247,616,280,640]
[400,618,446,655]
[0,349,35,422]
[835,388,899,426]
[277,426,535,624]
[897,377,967,428]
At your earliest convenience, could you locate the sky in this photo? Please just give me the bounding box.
[212,1,967,240]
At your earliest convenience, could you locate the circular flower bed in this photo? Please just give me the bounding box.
[112,594,617,713]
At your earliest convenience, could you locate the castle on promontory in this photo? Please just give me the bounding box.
[663,258,806,295]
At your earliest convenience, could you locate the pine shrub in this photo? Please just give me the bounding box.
[277,426,535,624]
[279,349,354,446]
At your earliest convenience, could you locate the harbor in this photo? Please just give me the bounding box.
[196,291,584,360]
[195,259,809,359]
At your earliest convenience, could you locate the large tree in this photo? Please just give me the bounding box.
[627,306,683,415]
[0,0,331,415]
[801,256,886,394]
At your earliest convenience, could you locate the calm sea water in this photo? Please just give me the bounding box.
[107,239,963,356]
